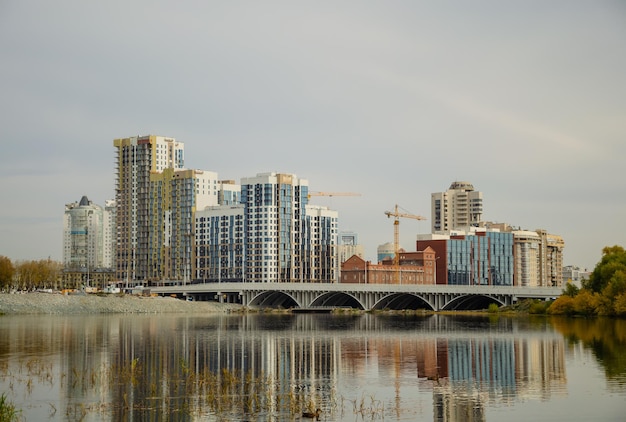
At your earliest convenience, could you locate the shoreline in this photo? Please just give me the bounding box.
[0,292,240,315]
[0,293,556,316]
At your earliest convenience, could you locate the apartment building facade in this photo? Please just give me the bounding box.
[114,141,341,284]
[113,135,185,283]
[63,196,105,269]
[238,172,338,283]
[338,231,364,264]
[103,199,116,269]
[481,223,565,288]
[63,195,116,288]
[431,181,483,232]
[304,204,339,282]
[195,205,245,283]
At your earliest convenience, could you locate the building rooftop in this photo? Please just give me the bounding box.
[449,181,475,191]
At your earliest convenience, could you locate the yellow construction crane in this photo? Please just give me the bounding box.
[307,192,361,199]
[384,204,427,283]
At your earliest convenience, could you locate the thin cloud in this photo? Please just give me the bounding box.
[440,92,594,155]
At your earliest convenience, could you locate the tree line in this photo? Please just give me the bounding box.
[0,256,63,291]
[548,245,626,317]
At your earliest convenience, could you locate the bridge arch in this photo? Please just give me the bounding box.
[372,293,435,311]
[442,294,505,311]
[249,291,299,308]
[310,292,364,310]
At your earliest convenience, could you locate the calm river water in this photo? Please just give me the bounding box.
[0,313,624,421]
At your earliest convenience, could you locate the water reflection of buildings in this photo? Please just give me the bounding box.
[53,315,567,420]
[337,319,566,422]
[431,336,566,421]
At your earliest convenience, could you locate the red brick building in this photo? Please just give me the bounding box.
[341,247,436,284]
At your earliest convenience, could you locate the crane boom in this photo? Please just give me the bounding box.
[308,191,361,198]
[384,210,427,221]
[384,204,427,283]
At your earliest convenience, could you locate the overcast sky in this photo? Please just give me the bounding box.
[1,1,624,270]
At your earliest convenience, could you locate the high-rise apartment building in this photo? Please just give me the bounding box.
[537,229,565,287]
[512,230,541,287]
[147,168,220,282]
[240,172,338,283]
[218,180,241,205]
[195,173,338,283]
[63,195,114,271]
[103,199,116,269]
[114,136,340,285]
[113,135,185,283]
[431,181,483,232]
[338,231,364,264]
[304,204,339,282]
[195,205,245,282]
[193,183,243,283]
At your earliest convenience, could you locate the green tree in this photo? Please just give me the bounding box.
[584,245,626,293]
[0,256,15,290]
[562,282,579,298]
[602,269,626,299]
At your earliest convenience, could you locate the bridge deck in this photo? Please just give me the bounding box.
[149,282,563,311]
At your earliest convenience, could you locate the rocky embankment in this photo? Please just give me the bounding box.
[0,292,241,315]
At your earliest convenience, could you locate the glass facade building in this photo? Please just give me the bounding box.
[446,237,473,285]
[446,231,514,286]
[487,231,514,286]
[417,231,515,286]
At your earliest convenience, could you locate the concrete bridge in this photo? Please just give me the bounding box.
[149,282,563,311]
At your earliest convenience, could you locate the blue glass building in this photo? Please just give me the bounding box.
[418,230,514,286]
[446,231,513,286]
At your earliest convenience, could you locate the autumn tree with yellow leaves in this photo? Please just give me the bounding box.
[550,245,626,317]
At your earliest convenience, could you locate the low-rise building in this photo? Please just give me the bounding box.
[562,265,590,288]
[61,267,116,291]
[341,247,436,284]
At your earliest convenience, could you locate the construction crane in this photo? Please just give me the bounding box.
[384,204,427,283]
[307,191,361,199]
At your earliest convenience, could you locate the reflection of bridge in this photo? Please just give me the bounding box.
[150,282,562,311]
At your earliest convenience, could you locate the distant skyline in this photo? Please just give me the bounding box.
[1,2,624,270]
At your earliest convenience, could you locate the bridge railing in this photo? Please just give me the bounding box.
[150,281,563,297]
